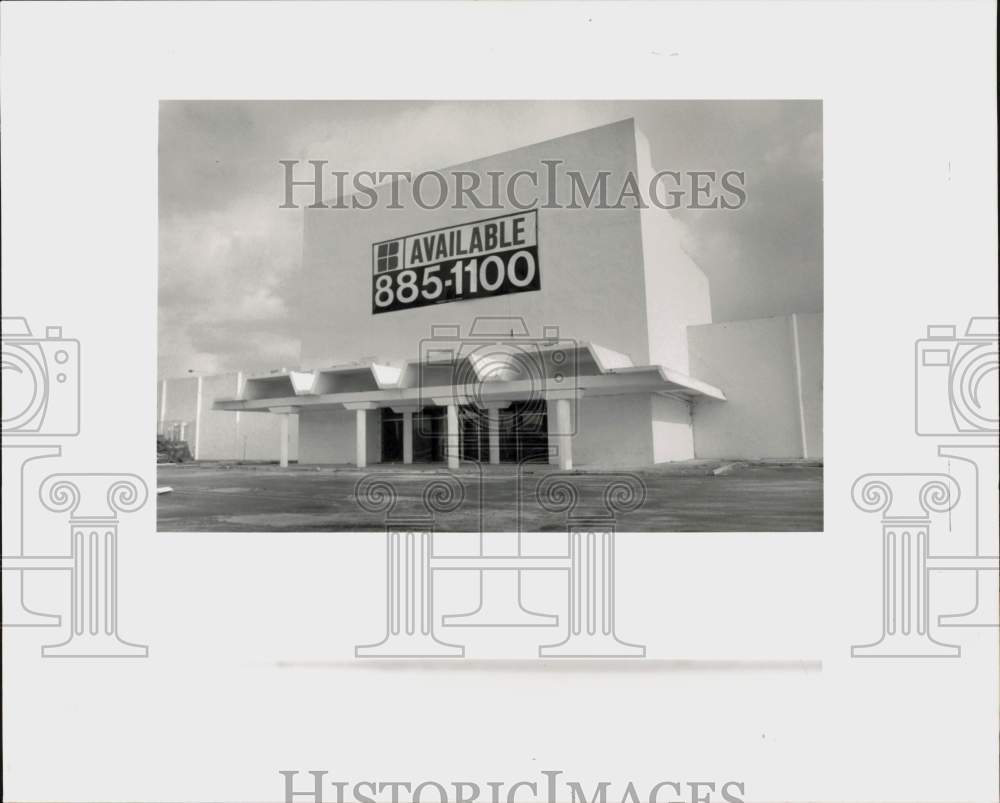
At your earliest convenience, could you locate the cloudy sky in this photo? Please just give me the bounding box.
[158,100,822,378]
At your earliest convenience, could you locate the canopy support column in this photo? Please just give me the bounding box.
[344,402,379,469]
[269,406,299,468]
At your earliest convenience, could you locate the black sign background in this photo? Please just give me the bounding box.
[371,244,541,315]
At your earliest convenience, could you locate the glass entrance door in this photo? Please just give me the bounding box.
[459,406,489,463]
[381,403,548,464]
[412,406,445,463]
[379,409,404,462]
[498,400,549,464]
[380,406,446,463]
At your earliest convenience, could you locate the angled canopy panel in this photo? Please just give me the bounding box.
[371,363,404,389]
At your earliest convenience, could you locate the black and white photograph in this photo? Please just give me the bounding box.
[3,4,996,803]
[156,100,823,532]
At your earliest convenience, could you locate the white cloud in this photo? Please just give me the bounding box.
[159,194,301,377]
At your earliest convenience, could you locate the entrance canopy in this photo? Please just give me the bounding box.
[212,342,726,413]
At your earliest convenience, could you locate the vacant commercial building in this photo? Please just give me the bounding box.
[159,119,822,468]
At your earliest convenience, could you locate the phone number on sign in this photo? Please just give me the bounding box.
[372,245,540,314]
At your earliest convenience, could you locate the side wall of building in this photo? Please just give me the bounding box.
[196,373,240,460]
[688,313,823,459]
[794,312,823,459]
[634,128,713,373]
[157,376,199,447]
[158,374,298,463]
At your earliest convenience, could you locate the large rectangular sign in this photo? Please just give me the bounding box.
[371,210,539,314]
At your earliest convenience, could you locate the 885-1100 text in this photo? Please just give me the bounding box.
[372,246,540,314]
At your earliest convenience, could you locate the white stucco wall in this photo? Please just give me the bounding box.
[298,408,378,466]
[238,412,299,463]
[794,312,823,459]
[634,128,712,373]
[688,313,823,459]
[297,118,705,371]
[572,395,653,468]
[650,394,696,462]
[570,393,695,467]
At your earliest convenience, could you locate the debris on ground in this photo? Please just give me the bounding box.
[157,436,192,464]
[713,461,748,476]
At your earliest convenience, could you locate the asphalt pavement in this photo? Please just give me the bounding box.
[156,461,822,532]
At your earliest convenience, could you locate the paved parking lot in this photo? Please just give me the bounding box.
[157,461,822,532]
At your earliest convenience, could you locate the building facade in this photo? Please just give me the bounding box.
[158,119,822,468]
